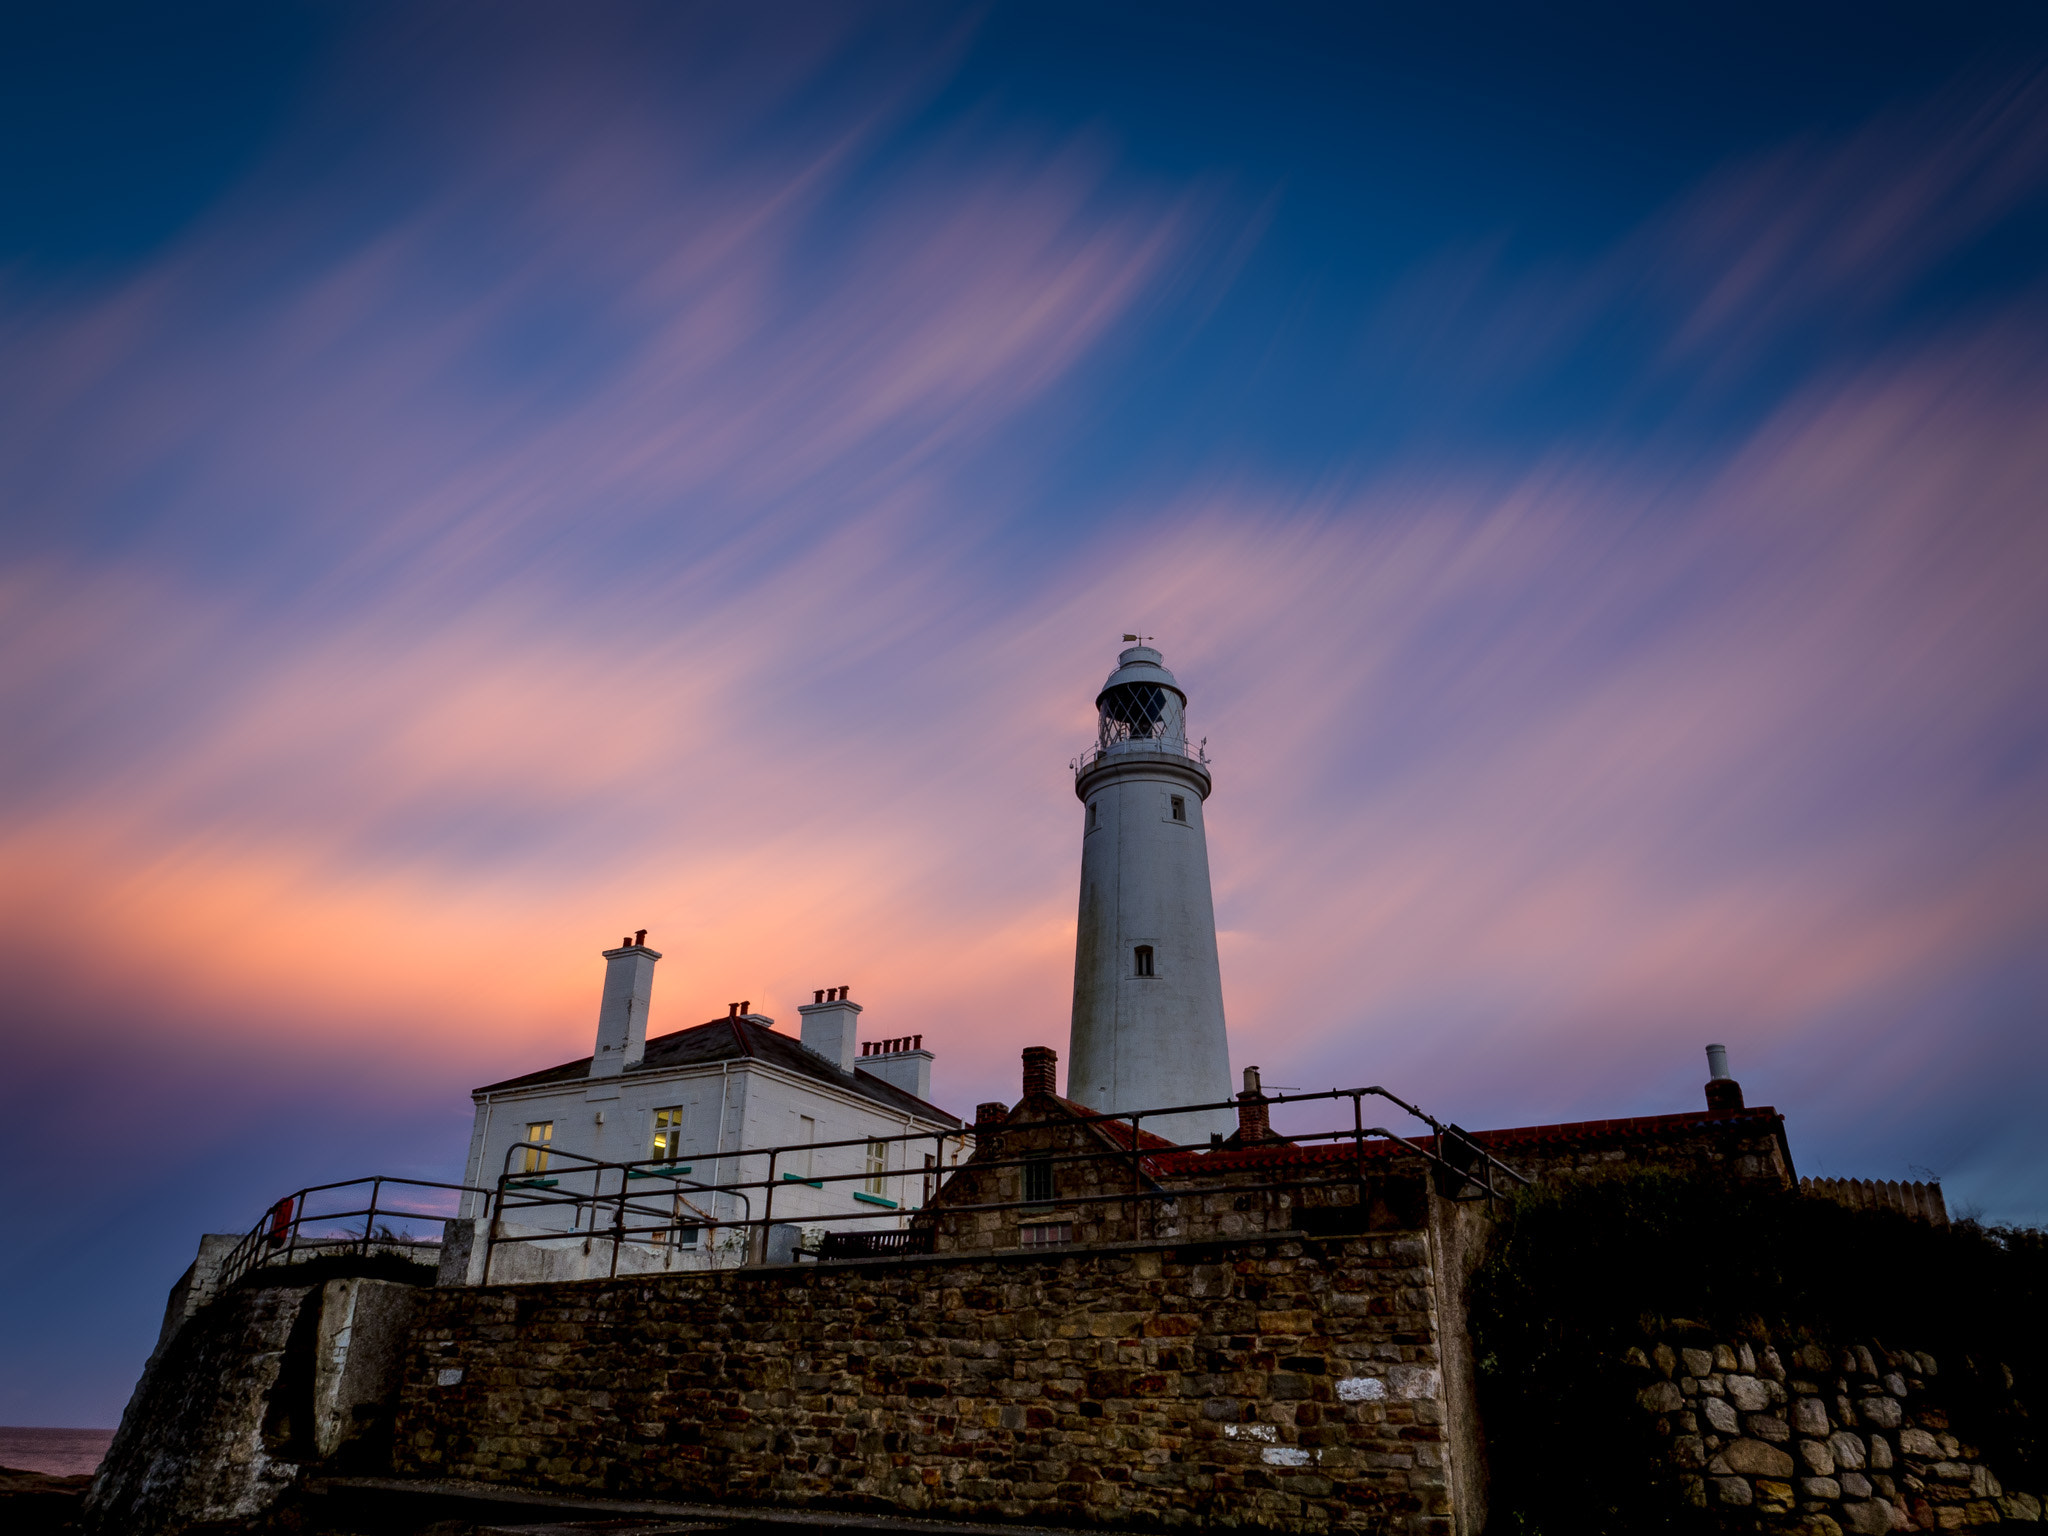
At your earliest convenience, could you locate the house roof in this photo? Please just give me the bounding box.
[1145,1104,1787,1178]
[474,1016,962,1128]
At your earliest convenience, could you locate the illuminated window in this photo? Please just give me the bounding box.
[521,1122,553,1173]
[1170,795,1186,822]
[1024,1156,1055,1203]
[1134,945,1154,978]
[866,1140,888,1195]
[651,1106,685,1164]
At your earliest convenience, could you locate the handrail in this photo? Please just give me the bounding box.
[1071,736,1211,778]
[215,1084,1530,1290]
[477,1081,1529,1275]
[214,1175,494,1294]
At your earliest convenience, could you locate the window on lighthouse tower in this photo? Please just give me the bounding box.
[1134,945,1155,977]
[1170,795,1187,822]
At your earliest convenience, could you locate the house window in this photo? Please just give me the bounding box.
[1170,794,1186,822]
[521,1122,553,1173]
[866,1140,888,1195]
[1134,945,1155,977]
[650,1106,685,1164]
[1024,1156,1055,1204]
[675,1221,702,1249]
[1020,1221,1073,1247]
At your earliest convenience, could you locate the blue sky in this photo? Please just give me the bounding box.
[3,2,2047,1427]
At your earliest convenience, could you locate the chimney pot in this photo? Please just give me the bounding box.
[815,990,825,1005]
[1022,1045,1058,1098]
[635,929,647,946]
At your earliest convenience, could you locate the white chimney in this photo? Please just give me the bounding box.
[860,1034,934,1102]
[590,932,659,1080]
[798,987,861,1072]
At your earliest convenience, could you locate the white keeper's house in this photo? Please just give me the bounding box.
[456,935,965,1267]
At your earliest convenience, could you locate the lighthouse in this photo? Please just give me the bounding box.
[1066,642,1234,1143]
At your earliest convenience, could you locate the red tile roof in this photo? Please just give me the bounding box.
[1146,1105,1784,1178]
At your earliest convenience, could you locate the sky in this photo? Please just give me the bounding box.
[3,1,2047,1428]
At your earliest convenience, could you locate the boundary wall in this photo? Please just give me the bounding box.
[393,1231,1472,1534]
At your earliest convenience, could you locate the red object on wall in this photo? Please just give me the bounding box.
[266,1196,296,1247]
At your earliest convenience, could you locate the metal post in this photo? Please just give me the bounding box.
[1129,1113,1142,1241]
[753,1148,778,1266]
[1352,1092,1367,1221]
[482,1176,501,1286]
[364,1178,383,1255]
[610,1165,627,1279]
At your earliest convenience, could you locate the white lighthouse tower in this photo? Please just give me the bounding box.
[1066,642,1234,1143]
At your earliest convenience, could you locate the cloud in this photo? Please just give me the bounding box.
[5,22,2048,1428]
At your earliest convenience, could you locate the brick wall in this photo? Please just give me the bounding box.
[393,1234,1461,1533]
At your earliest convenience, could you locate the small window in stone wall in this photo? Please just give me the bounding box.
[1134,944,1154,977]
[1171,794,1187,822]
[1024,1156,1055,1203]
[1020,1221,1072,1247]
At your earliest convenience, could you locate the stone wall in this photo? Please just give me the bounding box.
[1630,1337,2042,1532]
[393,1233,1464,1533]
[85,1276,425,1536]
[84,1281,311,1536]
[1799,1178,1948,1226]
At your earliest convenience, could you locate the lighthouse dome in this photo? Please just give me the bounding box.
[1096,645,1185,703]
[1094,645,1189,750]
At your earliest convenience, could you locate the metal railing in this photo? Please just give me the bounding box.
[210,1085,1530,1293]
[476,1082,1529,1280]
[214,1175,493,1293]
[1071,735,1211,778]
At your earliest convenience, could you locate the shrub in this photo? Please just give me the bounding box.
[1466,1171,2046,1534]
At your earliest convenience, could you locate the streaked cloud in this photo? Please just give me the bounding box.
[4,3,2047,1427]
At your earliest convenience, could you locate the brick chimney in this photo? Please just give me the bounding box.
[1022,1045,1058,1098]
[1704,1042,1745,1113]
[1235,1064,1274,1143]
[975,1101,1008,1129]
[590,933,660,1081]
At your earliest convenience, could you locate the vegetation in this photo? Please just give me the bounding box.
[1466,1171,2047,1535]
